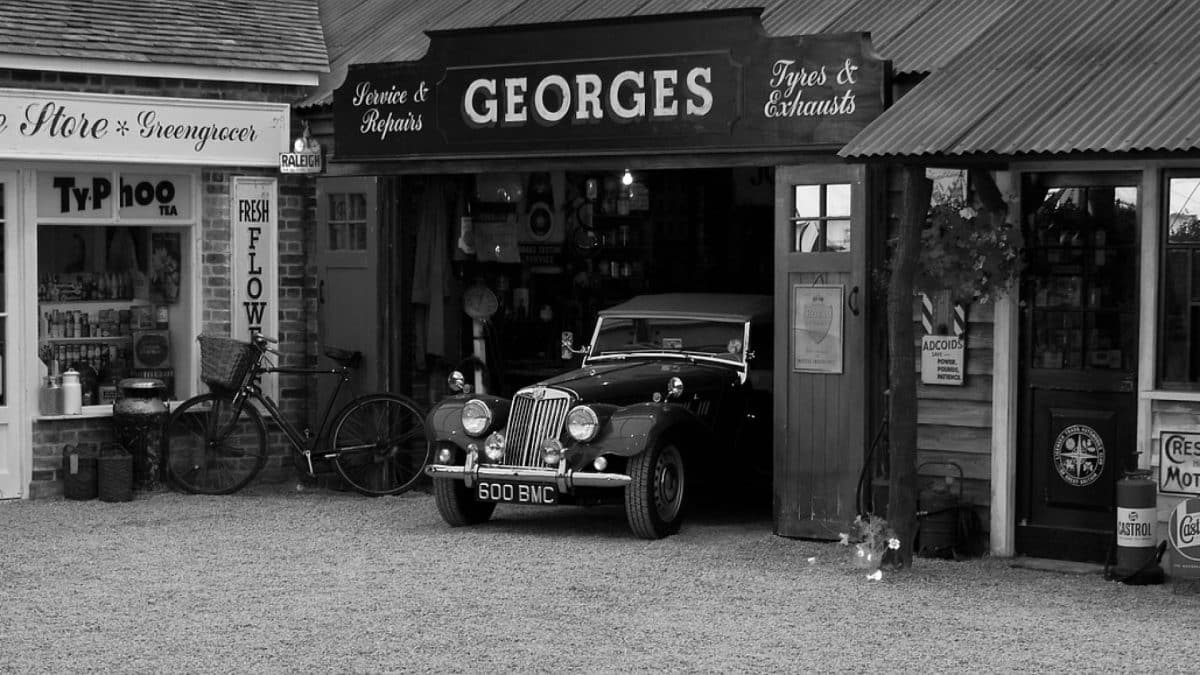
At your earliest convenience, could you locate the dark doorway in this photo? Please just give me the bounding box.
[1016,172,1139,562]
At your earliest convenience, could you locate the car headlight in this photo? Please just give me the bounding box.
[461,399,493,437]
[566,405,600,442]
[666,376,684,400]
[540,439,564,466]
[484,432,506,462]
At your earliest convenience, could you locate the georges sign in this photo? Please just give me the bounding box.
[334,11,889,159]
[0,88,289,166]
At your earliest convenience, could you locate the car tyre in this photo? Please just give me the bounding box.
[625,441,686,539]
[433,478,496,527]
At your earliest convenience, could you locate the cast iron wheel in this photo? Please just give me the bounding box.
[330,394,429,496]
[433,477,496,526]
[162,393,268,495]
[625,441,687,539]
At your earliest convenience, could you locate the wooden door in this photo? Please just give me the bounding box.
[1016,172,1140,562]
[0,173,21,499]
[773,164,871,538]
[316,177,381,416]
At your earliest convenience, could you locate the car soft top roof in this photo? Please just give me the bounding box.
[599,293,773,323]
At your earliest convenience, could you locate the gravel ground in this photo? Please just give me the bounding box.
[3,484,1199,673]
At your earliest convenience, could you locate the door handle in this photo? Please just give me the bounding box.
[848,285,860,316]
[319,279,325,304]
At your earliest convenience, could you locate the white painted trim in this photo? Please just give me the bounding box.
[1138,169,1160,469]
[0,169,28,498]
[989,171,1020,557]
[0,55,320,86]
[1141,390,1200,402]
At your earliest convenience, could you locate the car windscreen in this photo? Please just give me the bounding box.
[591,316,746,362]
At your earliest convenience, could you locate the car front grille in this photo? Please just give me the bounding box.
[504,386,572,467]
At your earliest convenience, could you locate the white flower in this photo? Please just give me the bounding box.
[867,570,883,581]
[838,533,850,546]
[888,538,901,550]
[958,206,977,220]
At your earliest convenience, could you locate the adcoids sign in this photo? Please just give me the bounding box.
[0,88,289,166]
[334,11,889,159]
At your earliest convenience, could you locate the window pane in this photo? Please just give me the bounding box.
[826,218,851,252]
[330,194,347,222]
[794,185,820,218]
[826,183,851,217]
[793,221,820,252]
[1162,249,1190,381]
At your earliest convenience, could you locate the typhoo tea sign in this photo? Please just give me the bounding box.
[334,11,889,160]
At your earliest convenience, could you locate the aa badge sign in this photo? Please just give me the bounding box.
[792,284,843,374]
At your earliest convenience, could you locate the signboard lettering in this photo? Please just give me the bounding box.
[920,335,965,386]
[37,172,192,220]
[334,13,888,159]
[232,177,278,400]
[1168,499,1200,578]
[0,89,288,165]
[1159,431,1200,496]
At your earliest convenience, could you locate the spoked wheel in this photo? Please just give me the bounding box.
[162,393,268,495]
[625,441,687,539]
[331,394,429,496]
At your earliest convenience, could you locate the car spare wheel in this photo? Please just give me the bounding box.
[434,478,496,527]
[625,441,686,539]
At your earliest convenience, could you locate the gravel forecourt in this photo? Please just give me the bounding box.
[3,484,1199,673]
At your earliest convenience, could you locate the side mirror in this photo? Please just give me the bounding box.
[561,331,589,359]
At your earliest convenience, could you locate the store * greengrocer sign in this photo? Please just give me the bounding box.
[333,10,890,160]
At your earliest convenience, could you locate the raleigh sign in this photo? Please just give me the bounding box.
[334,11,889,160]
[0,88,289,166]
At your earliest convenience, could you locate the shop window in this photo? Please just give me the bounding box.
[1159,173,1200,387]
[791,183,850,252]
[35,170,197,413]
[328,193,367,251]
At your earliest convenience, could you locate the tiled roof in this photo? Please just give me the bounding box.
[840,0,1200,158]
[0,0,328,73]
[305,0,994,106]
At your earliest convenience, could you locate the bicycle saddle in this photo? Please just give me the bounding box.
[324,346,363,369]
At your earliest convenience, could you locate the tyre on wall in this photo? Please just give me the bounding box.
[433,478,496,527]
[625,441,686,539]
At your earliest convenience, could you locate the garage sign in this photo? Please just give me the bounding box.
[1168,498,1200,578]
[920,335,964,386]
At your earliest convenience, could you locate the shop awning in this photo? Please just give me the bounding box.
[840,0,1200,159]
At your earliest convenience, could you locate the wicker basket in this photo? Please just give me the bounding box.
[198,335,259,392]
[98,447,133,503]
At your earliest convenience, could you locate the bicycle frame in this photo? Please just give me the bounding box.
[223,360,357,476]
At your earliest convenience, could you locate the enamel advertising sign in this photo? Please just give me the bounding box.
[333,11,889,160]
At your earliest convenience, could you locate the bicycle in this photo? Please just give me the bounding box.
[161,333,429,496]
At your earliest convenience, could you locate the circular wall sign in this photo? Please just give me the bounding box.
[1168,498,1200,562]
[1052,424,1105,487]
[463,284,498,320]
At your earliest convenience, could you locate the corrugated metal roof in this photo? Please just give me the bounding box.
[841,0,1200,158]
[306,0,992,107]
[0,0,327,73]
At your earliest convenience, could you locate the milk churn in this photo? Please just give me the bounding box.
[112,378,168,491]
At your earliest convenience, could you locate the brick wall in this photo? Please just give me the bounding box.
[18,69,319,498]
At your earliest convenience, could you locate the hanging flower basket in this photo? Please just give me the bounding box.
[915,199,1023,304]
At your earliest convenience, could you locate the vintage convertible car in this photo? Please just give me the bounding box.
[424,293,773,539]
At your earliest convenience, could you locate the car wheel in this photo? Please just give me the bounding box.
[625,441,686,539]
[433,478,496,527]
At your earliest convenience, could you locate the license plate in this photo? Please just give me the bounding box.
[476,481,558,505]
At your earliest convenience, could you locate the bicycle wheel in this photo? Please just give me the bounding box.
[330,393,429,496]
[162,393,268,495]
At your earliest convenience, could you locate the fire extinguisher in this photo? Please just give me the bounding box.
[1110,469,1166,585]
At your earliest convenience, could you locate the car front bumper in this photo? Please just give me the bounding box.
[425,451,631,492]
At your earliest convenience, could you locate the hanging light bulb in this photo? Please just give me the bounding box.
[621,168,633,186]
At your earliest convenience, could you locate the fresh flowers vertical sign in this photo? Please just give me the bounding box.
[231,176,278,400]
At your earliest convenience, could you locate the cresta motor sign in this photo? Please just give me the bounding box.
[0,88,288,166]
[1160,431,1200,496]
[333,11,889,159]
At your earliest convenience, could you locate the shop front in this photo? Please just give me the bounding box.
[839,2,1200,563]
[324,10,890,535]
[0,84,302,500]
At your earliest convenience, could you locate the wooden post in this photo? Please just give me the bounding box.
[887,165,932,568]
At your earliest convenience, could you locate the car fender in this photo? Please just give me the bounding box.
[427,394,511,452]
[571,402,707,465]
